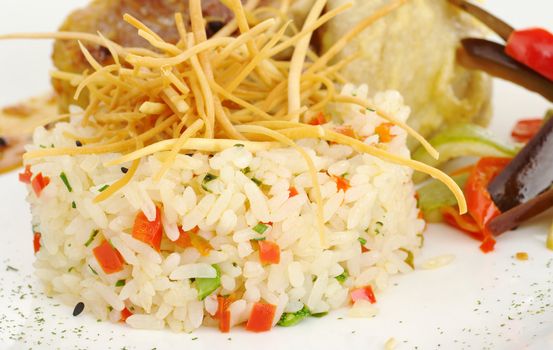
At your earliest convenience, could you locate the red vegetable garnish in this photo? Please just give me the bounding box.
[334,125,357,139]
[350,286,377,304]
[288,186,298,198]
[31,173,50,197]
[479,236,497,253]
[93,240,125,274]
[120,307,133,322]
[175,226,199,248]
[511,118,543,143]
[132,207,163,251]
[245,302,276,332]
[258,240,280,265]
[332,175,350,192]
[216,296,232,333]
[33,232,41,254]
[308,112,326,125]
[506,28,553,82]
[19,165,33,184]
[375,122,396,143]
[441,206,483,240]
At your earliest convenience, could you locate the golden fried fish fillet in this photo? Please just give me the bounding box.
[319,0,493,143]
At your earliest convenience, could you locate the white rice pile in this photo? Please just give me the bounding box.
[24,86,425,332]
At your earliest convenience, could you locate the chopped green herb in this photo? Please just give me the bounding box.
[115,279,126,287]
[400,248,415,269]
[60,172,73,192]
[251,237,266,241]
[358,237,367,245]
[107,306,113,312]
[202,173,218,192]
[195,265,221,300]
[277,305,311,327]
[234,144,245,147]
[88,265,98,275]
[6,265,18,272]
[252,223,269,234]
[335,270,349,283]
[68,267,75,273]
[71,201,77,209]
[84,230,99,247]
[98,185,109,192]
[251,177,263,186]
[241,167,251,174]
[374,221,384,235]
[191,337,198,341]
[367,107,376,112]
[311,312,328,318]
[39,145,46,149]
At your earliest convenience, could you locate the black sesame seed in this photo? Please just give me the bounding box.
[0,137,7,148]
[76,140,83,147]
[206,21,225,36]
[121,167,129,174]
[73,302,85,316]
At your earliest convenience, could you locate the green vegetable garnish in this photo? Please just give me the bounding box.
[98,185,109,192]
[84,230,99,247]
[358,237,367,245]
[400,248,415,269]
[251,177,263,186]
[202,173,218,192]
[88,264,98,275]
[417,173,470,222]
[241,167,251,174]
[115,279,126,287]
[335,270,349,284]
[311,312,328,318]
[277,305,311,327]
[234,144,245,147]
[195,265,221,300]
[252,223,269,234]
[60,172,72,192]
[412,124,518,183]
[71,201,77,209]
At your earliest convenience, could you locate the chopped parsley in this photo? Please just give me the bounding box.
[251,177,263,186]
[115,279,126,287]
[241,167,251,174]
[358,237,367,245]
[251,237,266,241]
[88,265,98,275]
[335,270,349,283]
[84,230,99,247]
[202,173,218,192]
[98,185,109,192]
[234,144,245,147]
[252,223,270,234]
[71,201,77,209]
[60,172,73,192]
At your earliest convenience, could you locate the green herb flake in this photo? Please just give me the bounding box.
[71,201,77,209]
[312,312,328,318]
[366,107,376,113]
[202,173,218,192]
[88,264,98,275]
[374,221,384,235]
[241,167,251,174]
[234,144,245,147]
[251,177,263,186]
[252,223,269,234]
[115,279,126,287]
[98,185,109,192]
[108,306,113,312]
[195,265,221,300]
[84,230,99,247]
[277,305,311,327]
[358,237,367,245]
[400,248,415,269]
[68,267,75,273]
[251,237,266,241]
[60,172,73,192]
[335,270,349,284]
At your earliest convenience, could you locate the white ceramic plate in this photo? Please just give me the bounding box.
[1,1,552,349]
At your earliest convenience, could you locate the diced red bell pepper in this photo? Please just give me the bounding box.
[465,157,511,231]
[375,123,396,143]
[216,296,232,333]
[120,307,133,322]
[511,118,543,143]
[308,112,326,126]
[132,207,163,251]
[479,236,497,254]
[31,173,50,197]
[332,175,350,192]
[288,186,299,198]
[175,226,213,256]
[175,226,198,248]
[93,240,125,274]
[245,302,277,332]
[350,285,377,304]
[258,240,280,265]
[333,125,357,139]
[506,28,553,82]
[19,165,33,184]
[33,232,41,254]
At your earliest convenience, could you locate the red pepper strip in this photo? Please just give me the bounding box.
[511,118,543,143]
[332,175,350,192]
[93,240,125,274]
[350,286,377,304]
[479,236,496,254]
[288,186,298,198]
[506,28,553,82]
[33,232,41,254]
[258,240,280,265]
[308,112,326,125]
[31,173,50,197]
[245,302,277,332]
[120,307,133,322]
[132,207,163,251]
[19,165,32,184]
[375,123,396,143]
[216,296,232,333]
[465,158,511,228]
